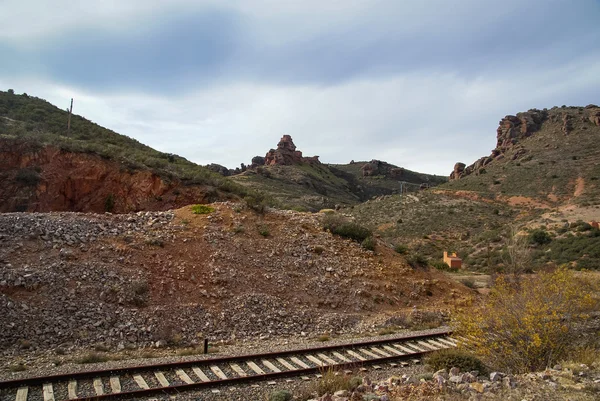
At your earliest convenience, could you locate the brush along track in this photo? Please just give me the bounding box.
[0,330,456,401]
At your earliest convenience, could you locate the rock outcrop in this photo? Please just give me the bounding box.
[588,107,600,126]
[206,163,231,176]
[450,106,600,180]
[361,160,404,178]
[264,135,305,165]
[449,162,466,181]
[250,135,320,167]
[250,156,266,169]
[495,110,548,151]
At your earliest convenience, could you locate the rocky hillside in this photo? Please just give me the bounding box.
[0,90,250,213]
[230,135,446,211]
[445,105,600,207]
[331,159,447,195]
[0,203,472,354]
[347,191,517,272]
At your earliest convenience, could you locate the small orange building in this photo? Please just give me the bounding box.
[590,221,599,230]
[443,251,462,269]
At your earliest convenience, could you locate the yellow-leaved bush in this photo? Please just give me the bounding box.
[453,267,599,373]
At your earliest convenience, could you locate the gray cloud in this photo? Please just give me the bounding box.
[1,0,599,176]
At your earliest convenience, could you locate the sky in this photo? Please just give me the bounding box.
[1,0,599,175]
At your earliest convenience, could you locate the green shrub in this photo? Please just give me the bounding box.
[431,261,450,271]
[394,244,408,254]
[191,204,214,214]
[15,168,40,186]
[425,348,486,373]
[538,231,600,270]
[269,390,293,401]
[258,225,270,237]
[576,222,593,232]
[407,254,428,268]
[529,229,551,245]
[322,214,372,242]
[244,194,268,213]
[104,194,115,213]
[361,236,376,251]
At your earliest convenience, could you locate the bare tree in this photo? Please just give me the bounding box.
[502,225,531,277]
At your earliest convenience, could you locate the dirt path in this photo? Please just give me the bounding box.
[574,177,585,197]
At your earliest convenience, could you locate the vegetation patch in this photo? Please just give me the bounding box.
[535,229,600,269]
[361,235,376,251]
[8,363,27,372]
[455,268,599,373]
[426,348,486,373]
[191,204,214,214]
[322,214,372,242]
[269,390,293,401]
[257,225,270,237]
[529,228,551,245]
[76,352,110,364]
[15,168,40,186]
[104,194,115,213]
[314,368,362,396]
[394,244,408,254]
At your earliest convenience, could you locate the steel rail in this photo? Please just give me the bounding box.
[70,350,432,400]
[0,329,450,390]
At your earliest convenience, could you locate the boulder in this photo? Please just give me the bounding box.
[449,162,466,180]
[588,108,600,126]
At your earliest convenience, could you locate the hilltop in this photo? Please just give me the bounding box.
[445,105,600,207]
[1,91,446,214]
[346,105,600,273]
[230,135,446,211]
[0,90,252,213]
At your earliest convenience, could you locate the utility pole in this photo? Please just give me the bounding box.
[67,98,73,136]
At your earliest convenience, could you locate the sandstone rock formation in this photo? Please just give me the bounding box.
[264,135,304,165]
[495,110,548,151]
[449,162,466,181]
[251,135,320,167]
[449,106,600,180]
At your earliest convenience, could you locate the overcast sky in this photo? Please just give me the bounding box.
[1,0,599,175]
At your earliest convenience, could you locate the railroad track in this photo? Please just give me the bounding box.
[0,330,457,401]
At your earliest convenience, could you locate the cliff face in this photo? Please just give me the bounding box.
[450,105,600,180]
[0,141,214,213]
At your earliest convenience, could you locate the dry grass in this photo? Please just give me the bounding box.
[316,334,331,342]
[176,347,204,356]
[76,352,110,364]
[314,367,362,396]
